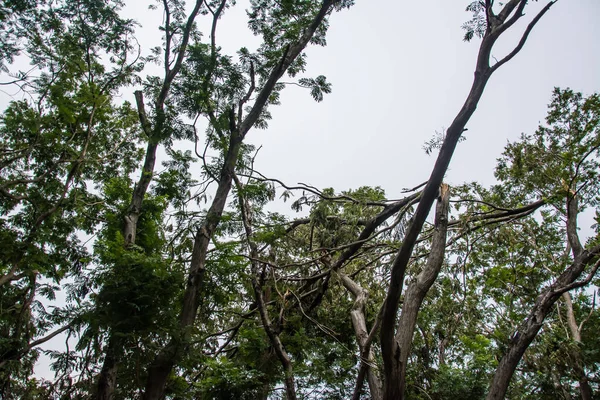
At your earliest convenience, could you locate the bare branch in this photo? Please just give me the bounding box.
[490,1,557,73]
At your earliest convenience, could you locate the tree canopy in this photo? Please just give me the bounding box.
[0,0,598,399]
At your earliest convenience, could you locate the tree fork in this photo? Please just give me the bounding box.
[393,184,450,397]
[486,193,600,399]
[379,2,557,398]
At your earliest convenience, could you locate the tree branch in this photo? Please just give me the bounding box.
[233,173,298,400]
[490,1,556,73]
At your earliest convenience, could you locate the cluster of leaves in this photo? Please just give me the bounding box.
[0,0,144,396]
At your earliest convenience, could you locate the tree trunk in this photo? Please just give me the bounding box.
[563,292,593,400]
[393,184,449,397]
[95,98,158,400]
[142,5,338,398]
[96,337,119,400]
[487,193,599,399]
[486,250,600,399]
[143,135,242,400]
[253,274,297,400]
[95,0,206,394]
[380,73,491,399]
[338,272,382,400]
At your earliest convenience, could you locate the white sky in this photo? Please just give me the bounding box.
[2,0,599,382]
[182,0,600,195]
[116,0,600,218]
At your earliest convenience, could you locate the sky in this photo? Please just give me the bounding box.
[3,0,599,201]
[171,0,600,196]
[2,0,599,382]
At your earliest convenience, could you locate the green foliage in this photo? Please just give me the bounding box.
[0,0,144,395]
[298,75,332,102]
[462,1,487,42]
[427,365,487,400]
[193,356,269,399]
[0,0,597,398]
[0,0,39,70]
[496,88,600,209]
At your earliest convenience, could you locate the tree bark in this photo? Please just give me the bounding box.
[485,257,598,399]
[95,2,206,397]
[562,292,593,400]
[393,184,450,397]
[96,336,119,400]
[143,132,243,400]
[252,274,297,400]
[95,97,158,400]
[338,272,382,400]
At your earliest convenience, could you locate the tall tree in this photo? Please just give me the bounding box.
[142,1,353,397]
[94,1,204,397]
[378,1,557,398]
[3,1,600,399]
[0,0,142,397]
[487,87,600,399]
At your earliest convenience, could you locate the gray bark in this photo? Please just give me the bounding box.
[393,184,450,397]
[562,292,593,400]
[96,2,206,398]
[338,272,383,400]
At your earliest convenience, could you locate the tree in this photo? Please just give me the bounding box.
[379,2,557,397]
[486,87,600,399]
[2,0,599,399]
[0,0,142,397]
[130,1,353,398]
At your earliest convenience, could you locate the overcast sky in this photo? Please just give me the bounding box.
[119,0,600,205]
[2,0,598,199]
[4,0,598,380]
